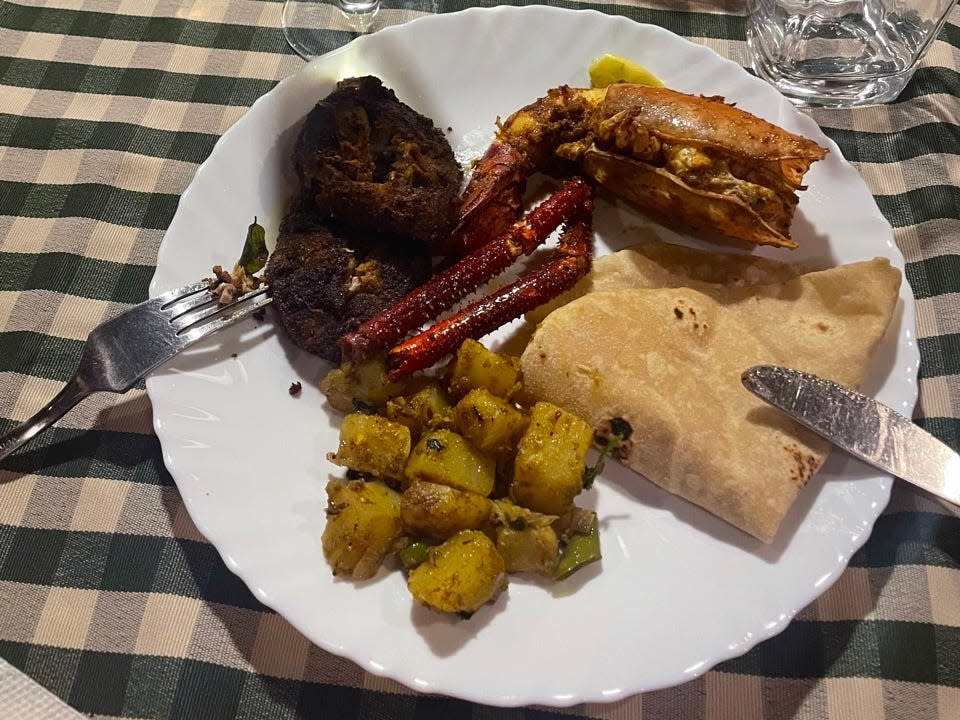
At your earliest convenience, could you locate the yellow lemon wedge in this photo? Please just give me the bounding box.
[588,53,663,88]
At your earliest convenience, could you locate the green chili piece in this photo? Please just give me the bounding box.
[583,418,634,489]
[554,516,601,580]
[398,541,431,569]
[238,217,268,274]
[582,439,616,490]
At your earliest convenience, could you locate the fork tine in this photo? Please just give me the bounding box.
[169,289,250,332]
[165,288,219,322]
[176,288,272,346]
[155,279,211,308]
[170,283,272,332]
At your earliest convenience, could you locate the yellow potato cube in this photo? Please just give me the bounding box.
[453,388,529,454]
[407,530,507,614]
[496,525,559,575]
[386,381,453,439]
[510,402,593,514]
[447,339,521,400]
[327,413,411,480]
[320,357,405,413]
[322,479,402,580]
[405,429,495,497]
[400,480,493,539]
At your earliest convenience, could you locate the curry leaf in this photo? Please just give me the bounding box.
[238,217,268,274]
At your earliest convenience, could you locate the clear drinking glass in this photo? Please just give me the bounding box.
[283,0,434,59]
[746,0,957,106]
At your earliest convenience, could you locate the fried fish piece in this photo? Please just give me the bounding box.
[293,76,463,249]
[266,196,431,363]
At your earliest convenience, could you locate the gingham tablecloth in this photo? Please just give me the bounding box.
[1,1,958,718]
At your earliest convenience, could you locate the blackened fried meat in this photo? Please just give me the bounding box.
[266,198,431,363]
[292,76,462,248]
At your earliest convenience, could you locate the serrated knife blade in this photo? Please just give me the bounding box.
[741,365,960,507]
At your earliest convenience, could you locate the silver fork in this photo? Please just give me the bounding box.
[0,280,272,462]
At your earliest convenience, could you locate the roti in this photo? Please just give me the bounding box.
[525,238,807,325]
[519,255,902,542]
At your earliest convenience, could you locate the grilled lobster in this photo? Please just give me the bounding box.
[450,83,827,256]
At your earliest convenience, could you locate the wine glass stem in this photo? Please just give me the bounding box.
[339,0,379,33]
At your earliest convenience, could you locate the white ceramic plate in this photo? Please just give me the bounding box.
[147,6,919,707]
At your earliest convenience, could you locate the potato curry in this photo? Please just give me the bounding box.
[320,339,605,616]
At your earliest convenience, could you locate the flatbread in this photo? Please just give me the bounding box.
[519,257,901,542]
[525,239,807,325]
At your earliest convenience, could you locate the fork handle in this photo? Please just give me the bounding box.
[0,376,92,462]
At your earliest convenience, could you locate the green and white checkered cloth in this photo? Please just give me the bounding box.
[1,1,958,718]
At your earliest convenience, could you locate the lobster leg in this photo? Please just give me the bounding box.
[387,190,594,380]
[340,177,592,363]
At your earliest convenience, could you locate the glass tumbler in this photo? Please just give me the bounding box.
[746,0,957,106]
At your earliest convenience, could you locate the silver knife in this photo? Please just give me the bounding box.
[741,364,960,507]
